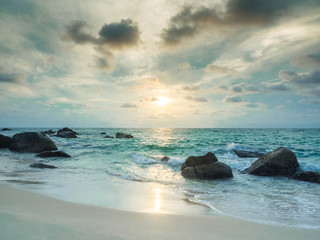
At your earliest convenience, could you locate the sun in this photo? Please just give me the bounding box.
[155,97,170,106]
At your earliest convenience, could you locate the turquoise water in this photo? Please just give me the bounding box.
[1,128,320,229]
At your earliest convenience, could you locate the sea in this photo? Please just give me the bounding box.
[0,128,320,229]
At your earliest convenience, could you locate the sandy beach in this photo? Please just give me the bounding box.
[0,183,319,240]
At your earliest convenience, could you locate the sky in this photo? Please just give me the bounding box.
[0,0,320,128]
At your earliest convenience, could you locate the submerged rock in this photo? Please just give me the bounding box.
[243,147,299,177]
[181,152,233,180]
[116,132,133,139]
[292,171,320,184]
[101,132,106,135]
[36,150,71,158]
[30,163,57,169]
[1,128,11,131]
[57,127,77,138]
[234,150,265,158]
[104,135,114,138]
[161,156,170,162]
[41,130,56,135]
[0,134,13,149]
[9,132,58,153]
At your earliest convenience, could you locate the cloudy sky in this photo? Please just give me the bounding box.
[0,0,320,128]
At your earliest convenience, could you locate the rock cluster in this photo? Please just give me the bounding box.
[116,132,133,139]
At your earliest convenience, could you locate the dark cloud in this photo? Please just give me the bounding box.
[63,19,140,49]
[63,19,140,71]
[232,86,242,93]
[223,95,244,103]
[185,96,208,102]
[98,19,140,49]
[63,20,96,44]
[226,0,293,24]
[279,70,320,86]
[161,0,305,47]
[94,56,114,72]
[264,82,291,91]
[120,103,139,108]
[0,68,24,84]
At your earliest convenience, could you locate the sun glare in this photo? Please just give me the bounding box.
[156,97,170,106]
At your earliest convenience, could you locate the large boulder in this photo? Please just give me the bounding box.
[36,150,71,158]
[243,147,299,176]
[181,152,233,180]
[9,132,58,153]
[1,128,11,131]
[57,128,77,138]
[0,134,13,149]
[234,150,265,158]
[292,171,320,184]
[30,163,57,169]
[116,132,133,139]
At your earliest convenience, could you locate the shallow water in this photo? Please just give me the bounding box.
[1,128,320,229]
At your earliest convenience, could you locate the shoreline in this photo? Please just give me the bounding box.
[1,183,319,240]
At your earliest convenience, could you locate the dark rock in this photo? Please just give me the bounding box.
[9,132,58,153]
[181,167,196,178]
[30,163,57,169]
[0,134,13,149]
[234,150,265,158]
[57,127,77,138]
[1,128,11,131]
[116,132,133,139]
[161,156,170,162]
[36,150,71,158]
[181,152,233,180]
[104,135,114,138]
[292,171,320,184]
[101,132,106,134]
[243,147,299,177]
[181,152,218,171]
[41,130,56,135]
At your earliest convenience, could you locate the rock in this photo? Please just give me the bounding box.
[101,132,106,135]
[161,156,170,162]
[292,171,320,184]
[104,135,114,138]
[1,128,11,131]
[9,132,58,153]
[41,130,56,135]
[36,150,71,158]
[181,152,218,170]
[0,134,13,149]
[116,132,133,139]
[57,127,77,138]
[243,147,299,177]
[181,152,233,180]
[30,163,57,169]
[181,167,197,178]
[234,150,265,158]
